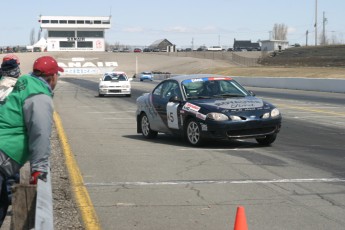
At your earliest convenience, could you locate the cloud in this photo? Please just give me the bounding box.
[288,27,297,34]
[200,26,218,33]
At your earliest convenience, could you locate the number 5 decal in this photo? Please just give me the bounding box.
[167,102,179,129]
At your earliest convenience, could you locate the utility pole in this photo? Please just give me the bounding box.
[315,0,318,46]
[306,30,309,46]
[322,11,327,45]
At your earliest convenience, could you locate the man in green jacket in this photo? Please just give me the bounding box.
[0,56,63,226]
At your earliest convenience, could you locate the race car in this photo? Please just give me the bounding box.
[139,71,153,81]
[136,74,282,146]
[98,71,132,97]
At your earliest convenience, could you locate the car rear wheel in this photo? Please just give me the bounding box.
[256,134,277,146]
[185,119,204,146]
[140,113,158,139]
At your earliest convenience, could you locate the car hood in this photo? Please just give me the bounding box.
[189,96,272,112]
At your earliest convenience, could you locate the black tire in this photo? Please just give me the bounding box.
[126,94,131,97]
[140,113,158,139]
[256,134,277,146]
[99,93,104,97]
[185,119,204,146]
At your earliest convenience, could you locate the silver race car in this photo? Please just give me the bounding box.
[136,74,282,146]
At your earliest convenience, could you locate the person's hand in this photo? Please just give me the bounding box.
[30,171,47,184]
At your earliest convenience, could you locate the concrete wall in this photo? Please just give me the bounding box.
[232,76,345,93]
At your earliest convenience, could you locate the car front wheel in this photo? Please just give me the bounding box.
[256,134,277,146]
[140,113,158,139]
[185,119,204,146]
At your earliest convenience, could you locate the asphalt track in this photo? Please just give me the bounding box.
[53,75,345,230]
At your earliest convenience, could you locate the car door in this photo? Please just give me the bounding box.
[152,80,181,132]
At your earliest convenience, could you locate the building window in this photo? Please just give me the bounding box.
[68,20,76,24]
[102,21,110,24]
[60,41,75,48]
[51,20,58,24]
[77,31,103,38]
[85,20,92,24]
[48,31,75,37]
[42,20,49,24]
[77,41,93,48]
[94,20,102,24]
[59,20,67,24]
[77,20,84,24]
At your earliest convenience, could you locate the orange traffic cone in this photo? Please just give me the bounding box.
[233,206,248,230]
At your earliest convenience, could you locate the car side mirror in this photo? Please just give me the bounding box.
[169,96,181,103]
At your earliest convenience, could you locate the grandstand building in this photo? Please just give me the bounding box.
[39,15,111,51]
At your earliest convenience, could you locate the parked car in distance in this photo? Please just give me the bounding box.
[139,71,153,81]
[207,46,223,51]
[136,74,282,146]
[143,48,152,52]
[134,48,142,53]
[98,71,132,97]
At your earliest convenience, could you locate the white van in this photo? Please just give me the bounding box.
[207,46,223,51]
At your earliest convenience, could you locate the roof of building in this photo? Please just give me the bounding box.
[149,39,173,49]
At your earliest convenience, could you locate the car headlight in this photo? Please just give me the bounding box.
[271,108,280,117]
[207,112,229,121]
[99,85,107,88]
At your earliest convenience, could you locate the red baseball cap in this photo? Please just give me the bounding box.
[33,56,64,76]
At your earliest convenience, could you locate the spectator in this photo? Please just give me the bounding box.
[0,54,21,103]
[0,54,22,220]
[0,56,63,227]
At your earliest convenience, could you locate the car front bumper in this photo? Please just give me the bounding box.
[99,88,131,95]
[202,118,282,140]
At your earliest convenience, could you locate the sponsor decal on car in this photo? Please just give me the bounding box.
[214,98,263,109]
[182,102,200,113]
[196,112,207,120]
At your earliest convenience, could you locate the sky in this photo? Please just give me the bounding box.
[1,0,344,48]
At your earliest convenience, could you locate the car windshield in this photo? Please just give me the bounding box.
[181,77,250,99]
[103,73,127,81]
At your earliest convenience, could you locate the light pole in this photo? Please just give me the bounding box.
[315,0,318,46]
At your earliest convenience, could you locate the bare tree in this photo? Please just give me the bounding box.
[272,24,288,40]
[37,29,41,41]
[30,28,36,45]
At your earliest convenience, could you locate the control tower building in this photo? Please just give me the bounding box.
[39,15,111,51]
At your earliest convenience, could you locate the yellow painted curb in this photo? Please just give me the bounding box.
[53,112,101,230]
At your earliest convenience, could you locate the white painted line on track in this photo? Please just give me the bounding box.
[293,115,345,118]
[178,148,252,151]
[103,118,133,120]
[85,178,345,187]
[86,111,136,113]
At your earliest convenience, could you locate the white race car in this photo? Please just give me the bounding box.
[98,71,132,97]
